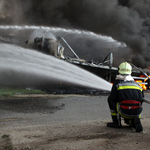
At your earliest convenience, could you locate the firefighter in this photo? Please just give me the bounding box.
[107,62,144,132]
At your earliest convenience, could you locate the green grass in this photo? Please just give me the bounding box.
[1,134,14,150]
[2,134,10,139]
[0,86,46,97]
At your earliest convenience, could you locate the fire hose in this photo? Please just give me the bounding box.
[143,98,150,104]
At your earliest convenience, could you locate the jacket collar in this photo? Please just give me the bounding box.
[116,74,134,81]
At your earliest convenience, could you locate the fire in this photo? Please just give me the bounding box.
[135,80,147,90]
[134,75,149,90]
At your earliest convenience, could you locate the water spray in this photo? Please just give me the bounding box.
[0,25,126,48]
[0,43,112,91]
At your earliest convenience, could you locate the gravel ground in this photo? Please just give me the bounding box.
[0,93,150,150]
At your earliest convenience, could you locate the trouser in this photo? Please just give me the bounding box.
[107,97,142,125]
[107,96,118,118]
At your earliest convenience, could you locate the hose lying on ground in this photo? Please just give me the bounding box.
[143,98,150,104]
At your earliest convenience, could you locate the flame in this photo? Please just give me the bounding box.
[135,80,147,90]
[134,74,150,90]
[111,75,149,90]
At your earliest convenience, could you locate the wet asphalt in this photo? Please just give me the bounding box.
[0,94,150,129]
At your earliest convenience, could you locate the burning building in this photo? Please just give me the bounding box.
[0,0,150,91]
[25,34,150,90]
[0,0,150,68]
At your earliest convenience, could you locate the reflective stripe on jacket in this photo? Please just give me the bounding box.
[116,80,143,103]
[117,82,143,92]
[116,80,143,116]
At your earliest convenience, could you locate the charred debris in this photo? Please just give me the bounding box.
[25,35,150,92]
[26,36,118,82]
[0,34,150,94]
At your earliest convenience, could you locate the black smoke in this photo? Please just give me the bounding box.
[118,0,130,6]
[0,0,150,68]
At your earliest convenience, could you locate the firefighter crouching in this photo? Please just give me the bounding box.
[107,62,144,132]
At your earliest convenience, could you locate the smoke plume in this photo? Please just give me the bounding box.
[0,0,150,68]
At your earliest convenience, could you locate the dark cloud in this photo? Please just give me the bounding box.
[0,0,150,68]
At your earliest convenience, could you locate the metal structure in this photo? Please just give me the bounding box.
[0,34,149,88]
[25,36,119,82]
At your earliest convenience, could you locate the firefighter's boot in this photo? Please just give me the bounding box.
[133,116,143,132]
[107,116,121,128]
